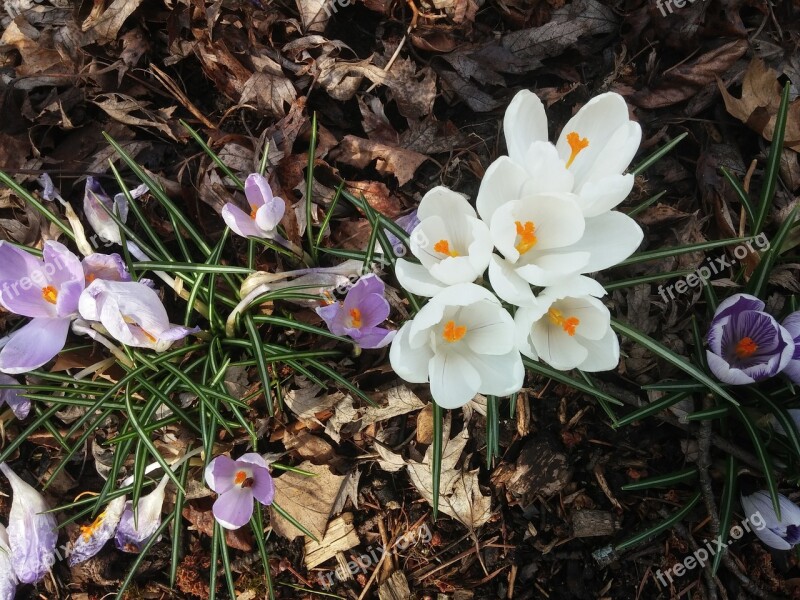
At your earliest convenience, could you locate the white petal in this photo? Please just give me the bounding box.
[531,321,588,370]
[514,305,549,360]
[577,174,634,218]
[389,322,433,383]
[488,255,537,307]
[476,157,531,224]
[417,186,475,221]
[515,252,590,287]
[429,350,481,409]
[467,348,525,397]
[395,259,447,297]
[0,524,16,600]
[542,275,607,300]
[576,327,620,372]
[563,211,643,273]
[504,90,548,165]
[581,121,642,186]
[458,300,515,355]
[521,142,574,193]
[555,296,610,341]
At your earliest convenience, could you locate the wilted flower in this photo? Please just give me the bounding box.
[205,453,275,530]
[0,524,17,600]
[0,374,30,419]
[69,495,127,565]
[389,283,524,408]
[316,274,395,349]
[83,178,148,246]
[115,477,168,552]
[82,253,132,284]
[706,294,794,385]
[394,187,493,297]
[222,173,285,239]
[741,490,800,550]
[515,278,619,371]
[0,463,58,584]
[78,280,198,351]
[780,311,800,384]
[0,241,85,373]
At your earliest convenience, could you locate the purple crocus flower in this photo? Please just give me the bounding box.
[84,177,129,245]
[315,274,395,349]
[221,173,285,239]
[205,453,275,530]
[78,280,198,351]
[0,524,17,600]
[0,374,30,419]
[115,477,168,553]
[69,495,127,565]
[0,241,85,374]
[706,294,794,385]
[384,210,419,257]
[780,311,800,384]
[82,253,132,284]
[0,463,58,584]
[741,490,800,550]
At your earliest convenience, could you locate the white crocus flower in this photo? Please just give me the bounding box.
[394,187,493,297]
[741,490,800,551]
[486,192,589,304]
[389,283,524,409]
[490,89,641,218]
[514,277,619,372]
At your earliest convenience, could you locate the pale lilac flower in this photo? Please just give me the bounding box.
[0,241,85,373]
[205,453,275,530]
[83,178,148,246]
[69,495,127,565]
[706,294,794,385]
[384,210,419,257]
[115,477,168,553]
[0,374,30,419]
[0,463,58,584]
[222,173,285,239]
[0,524,16,600]
[82,253,132,284]
[78,280,198,351]
[741,490,800,550]
[780,311,800,384]
[315,275,395,349]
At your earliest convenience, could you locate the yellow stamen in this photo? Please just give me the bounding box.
[80,510,107,541]
[250,206,258,219]
[514,221,538,254]
[42,285,58,304]
[350,308,362,329]
[234,470,247,485]
[548,307,580,336]
[735,337,758,358]
[434,240,458,257]
[565,131,589,168]
[442,320,467,343]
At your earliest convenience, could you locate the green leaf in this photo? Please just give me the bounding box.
[755,82,791,234]
[712,455,737,575]
[731,403,780,519]
[614,491,701,552]
[630,132,688,176]
[614,392,688,428]
[621,467,697,491]
[747,204,800,297]
[180,120,244,189]
[720,167,755,226]
[0,170,74,240]
[306,112,319,264]
[619,238,753,267]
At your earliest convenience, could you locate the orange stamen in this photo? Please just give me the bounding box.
[433,240,458,257]
[85,273,96,284]
[234,470,247,485]
[514,221,538,254]
[41,286,58,304]
[250,206,258,219]
[735,337,758,358]
[350,308,362,329]
[548,307,580,336]
[80,511,107,541]
[565,131,589,168]
[442,320,467,342]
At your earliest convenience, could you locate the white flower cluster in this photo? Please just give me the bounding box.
[389,91,644,409]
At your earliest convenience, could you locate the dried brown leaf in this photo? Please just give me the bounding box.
[331,136,427,186]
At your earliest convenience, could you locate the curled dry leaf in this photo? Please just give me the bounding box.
[718,59,800,151]
[330,136,427,187]
[87,0,143,43]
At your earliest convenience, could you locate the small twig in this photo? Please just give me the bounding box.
[721,552,782,600]
[696,396,719,600]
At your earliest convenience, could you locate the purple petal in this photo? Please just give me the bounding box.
[712,293,765,325]
[344,275,386,307]
[345,293,390,329]
[212,487,255,529]
[783,311,800,343]
[244,173,274,210]
[236,454,274,506]
[316,302,348,336]
[204,455,240,495]
[706,350,755,385]
[222,203,265,238]
[82,253,132,283]
[0,524,18,600]
[353,327,396,349]
[0,317,70,374]
[0,463,58,584]
[0,243,55,319]
[0,374,30,419]
[114,478,167,553]
[254,197,285,233]
[68,495,126,565]
[742,491,800,550]
[84,178,122,243]
[43,241,84,290]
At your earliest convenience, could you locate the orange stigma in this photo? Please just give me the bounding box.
[234,470,247,485]
[349,308,362,328]
[514,221,538,254]
[434,240,458,257]
[41,286,58,304]
[85,273,96,284]
[80,511,107,541]
[548,307,580,336]
[442,320,467,343]
[735,337,758,358]
[565,131,589,168]
[250,206,258,219]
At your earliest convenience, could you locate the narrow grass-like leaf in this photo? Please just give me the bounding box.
[0,170,74,239]
[603,270,694,292]
[522,358,623,410]
[245,314,276,416]
[747,204,800,297]
[620,238,752,267]
[614,491,701,552]
[732,403,780,518]
[755,82,791,234]
[170,456,191,587]
[614,392,688,428]
[252,504,275,599]
[720,167,755,225]
[306,112,319,263]
[626,190,667,218]
[612,319,739,406]
[180,120,244,189]
[685,406,729,421]
[756,390,800,461]
[621,467,697,491]
[712,455,737,575]
[272,501,319,542]
[630,132,688,176]
[115,513,175,600]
